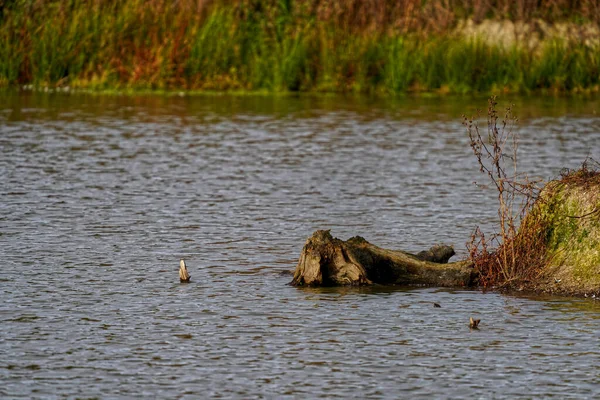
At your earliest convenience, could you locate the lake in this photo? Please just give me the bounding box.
[1,92,600,398]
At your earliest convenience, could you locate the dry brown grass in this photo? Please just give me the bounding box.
[558,159,600,189]
[7,1,598,32]
[299,0,599,33]
[464,96,546,289]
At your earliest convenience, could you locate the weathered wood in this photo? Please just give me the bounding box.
[179,259,191,283]
[416,244,456,263]
[291,230,475,287]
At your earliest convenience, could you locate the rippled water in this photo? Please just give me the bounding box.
[1,92,600,398]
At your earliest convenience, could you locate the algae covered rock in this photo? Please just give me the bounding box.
[526,168,600,295]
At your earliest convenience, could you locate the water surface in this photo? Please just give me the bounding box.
[1,92,600,398]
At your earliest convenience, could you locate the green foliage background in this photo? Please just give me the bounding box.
[1,0,598,93]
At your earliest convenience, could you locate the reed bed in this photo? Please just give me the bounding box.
[1,0,598,93]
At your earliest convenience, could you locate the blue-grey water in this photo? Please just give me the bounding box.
[1,92,600,398]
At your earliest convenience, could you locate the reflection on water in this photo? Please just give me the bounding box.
[1,92,599,398]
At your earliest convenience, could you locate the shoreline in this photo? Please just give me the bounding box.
[4,85,600,98]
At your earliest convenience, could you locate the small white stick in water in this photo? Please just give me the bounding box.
[179,259,191,283]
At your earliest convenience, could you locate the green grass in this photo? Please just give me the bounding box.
[0,0,599,94]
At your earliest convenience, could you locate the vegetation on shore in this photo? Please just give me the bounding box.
[1,0,599,94]
[523,165,600,295]
[466,97,600,295]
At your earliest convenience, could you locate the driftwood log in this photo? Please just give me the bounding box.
[291,230,475,287]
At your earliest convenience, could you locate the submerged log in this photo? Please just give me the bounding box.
[469,317,481,329]
[291,230,474,287]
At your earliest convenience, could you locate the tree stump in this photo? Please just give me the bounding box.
[291,230,475,287]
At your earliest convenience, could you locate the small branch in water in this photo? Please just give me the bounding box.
[179,259,191,283]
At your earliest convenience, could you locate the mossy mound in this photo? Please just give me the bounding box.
[525,168,600,295]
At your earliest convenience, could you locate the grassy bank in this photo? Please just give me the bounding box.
[1,0,599,94]
[466,97,600,295]
[471,161,600,295]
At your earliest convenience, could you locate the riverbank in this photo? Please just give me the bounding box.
[1,1,599,94]
[464,97,600,298]
[475,164,600,299]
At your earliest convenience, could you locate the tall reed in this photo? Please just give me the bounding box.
[0,0,598,93]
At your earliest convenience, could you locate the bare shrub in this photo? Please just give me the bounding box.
[464,96,544,288]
